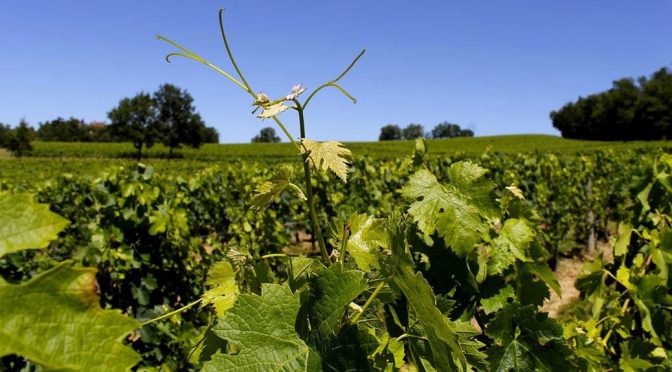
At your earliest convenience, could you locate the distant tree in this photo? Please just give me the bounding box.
[252,127,281,143]
[154,84,207,156]
[379,124,402,141]
[551,67,672,140]
[431,122,462,138]
[108,93,160,161]
[0,123,11,148]
[7,120,34,156]
[459,129,474,137]
[201,126,220,144]
[402,123,424,140]
[36,117,86,141]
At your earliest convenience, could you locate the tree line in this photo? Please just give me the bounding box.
[551,67,672,140]
[379,122,474,141]
[0,84,219,159]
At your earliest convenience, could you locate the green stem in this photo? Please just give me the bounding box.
[142,298,203,327]
[340,223,349,265]
[302,48,366,109]
[295,101,330,265]
[351,281,385,325]
[261,253,288,259]
[272,116,301,151]
[156,35,249,92]
[218,9,253,93]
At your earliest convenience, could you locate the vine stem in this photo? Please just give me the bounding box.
[141,298,203,327]
[351,281,385,325]
[295,100,330,265]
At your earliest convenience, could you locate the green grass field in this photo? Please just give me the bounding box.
[2,134,670,184]
[21,134,672,161]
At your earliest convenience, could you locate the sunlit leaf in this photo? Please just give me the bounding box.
[0,193,69,257]
[301,138,352,182]
[0,262,141,371]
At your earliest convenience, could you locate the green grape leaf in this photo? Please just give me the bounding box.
[524,263,561,297]
[251,164,305,210]
[347,214,389,271]
[481,285,515,315]
[0,193,69,257]
[204,283,321,372]
[201,260,239,317]
[0,262,141,371]
[301,138,352,182]
[517,270,551,307]
[392,263,469,371]
[303,264,369,370]
[306,263,367,344]
[486,304,573,372]
[613,223,633,257]
[488,219,535,276]
[412,137,428,166]
[402,164,495,255]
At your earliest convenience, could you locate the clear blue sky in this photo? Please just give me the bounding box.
[1,1,670,143]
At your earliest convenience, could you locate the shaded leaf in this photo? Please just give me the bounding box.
[481,285,515,315]
[486,304,573,372]
[392,263,469,371]
[306,263,368,345]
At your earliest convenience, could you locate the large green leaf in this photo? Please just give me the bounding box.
[203,283,321,372]
[346,214,389,271]
[0,193,69,257]
[392,263,469,371]
[306,263,367,344]
[301,262,370,371]
[402,164,495,255]
[488,219,535,276]
[0,262,141,371]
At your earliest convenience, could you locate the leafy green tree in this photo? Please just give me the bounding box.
[201,126,220,143]
[36,117,86,142]
[431,122,462,138]
[251,127,281,143]
[551,67,672,140]
[402,123,424,140]
[7,120,34,157]
[459,129,474,137]
[108,93,159,161]
[0,123,11,148]
[378,124,402,141]
[154,83,207,156]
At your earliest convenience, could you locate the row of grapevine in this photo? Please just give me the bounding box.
[2,142,670,370]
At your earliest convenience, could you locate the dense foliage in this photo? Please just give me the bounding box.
[251,127,282,143]
[380,122,474,141]
[551,67,672,140]
[2,143,670,370]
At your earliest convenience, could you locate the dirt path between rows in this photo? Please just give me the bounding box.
[541,241,613,318]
